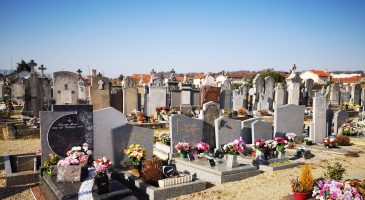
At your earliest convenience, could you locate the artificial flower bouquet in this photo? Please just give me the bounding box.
[274,137,287,152]
[312,179,363,199]
[341,123,361,136]
[93,157,112,177]
[304,137,313,145]
[286,132,297,143]
[175,142,191,154]
[195,142,210,154]
[254,138,267,152]
[323,137,338,148]
[124,144,146,167]
[56,143,92,183]
[223,142,244,155]
[43,153,59,176]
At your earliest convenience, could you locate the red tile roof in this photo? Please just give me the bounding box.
[129,74,151,84]
[193,73,205,79]
[331,76,365,83]
[309,70,331,77]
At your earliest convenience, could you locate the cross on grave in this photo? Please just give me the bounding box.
[76,69,82,76]
[98,79,104,90]
[28,60,37,74]
[38,64,47,77]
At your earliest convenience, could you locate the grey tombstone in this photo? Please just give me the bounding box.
[333,110,349,134]
[340,91,351,103]
[111,124,153,168]
[310,96,327,143]
[201,101,220,150]
[147,86,167,116]
[326,109,334,135]
[123,77,138,114]
[240,84,249,109]
[93,107,127,161]
[274,104,305,138]
[274,83,286,109]
[327,83,340,106]
[219,80,233,109]
[252,74,265,110]
[361,88,365,107]
[264,76,275,110]
[241,118,259,144]
[170,90,181,110]
[214,116,242,150]
[257,94,270,111]
[252,120,273,142]
[305,79,314,98]
[286,72,302,105]
[232,90,244,111]
[351,83,362,105]
[170,115,204,155]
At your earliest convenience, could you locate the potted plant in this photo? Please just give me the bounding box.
[265,140,277,159]
[175,142,190,158]
[253,138,267,160]
[223,139,244,168]
[124,144,146,176]
[194,142,209,158]
[291,163,314,200]
[43,153,59,176]
[323,137,338,148]
[93,157,112,195]
[274,137,287,158]
[237,107,247,117]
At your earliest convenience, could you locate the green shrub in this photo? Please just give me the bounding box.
[324,162,346,181]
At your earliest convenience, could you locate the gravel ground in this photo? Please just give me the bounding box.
[0,138,40,156]
[0,170,35,200]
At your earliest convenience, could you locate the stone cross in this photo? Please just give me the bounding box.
[28,60,37,74]
[76,69,82,76]
[98,79,104,90]
[38,64,47,77]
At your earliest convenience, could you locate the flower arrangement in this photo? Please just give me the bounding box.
[274,137,287,152]
[323,137,338,148]
[304,137,313,145]
[158,133,171,145]
[43,153,59,176]
[266,140,277,150]
[291,164,314,195]
[341,123,361,136]
[312,179,362,199]
[195,142,209,154]
[237,107,248,116]
[124,144,146,166]
[35,149,41,156]
[223,142,244,155]
[286,132,297,143]
[92,157,112,177]
[174,142,190,154]
[253,138,267,152]
[57,143,92,167]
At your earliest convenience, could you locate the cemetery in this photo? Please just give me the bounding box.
[1,63,365,200]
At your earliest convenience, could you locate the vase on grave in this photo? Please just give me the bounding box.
[226,154,238,168]
[47,165,57,176]
[179,152,187,159]
[277,151,285,158]
[56,164,81,183]
[198,152,205,158]
[255,150,265,160]
[95,175,109,195]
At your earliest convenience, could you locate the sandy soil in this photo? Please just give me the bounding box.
[0,138,40,156]
[0,170,35,200]
[171,146,365,200]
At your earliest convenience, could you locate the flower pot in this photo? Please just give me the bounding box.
[226,154,238,168]
[277,151,285,159]
[179,153,187,158]
[198,152,205,158]
[95,175,109,195]
[255,150,265,160]
[293,191,311,200]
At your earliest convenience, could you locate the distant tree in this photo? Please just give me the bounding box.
[233,83,242,89]
[247,69,286,88]
[16,60,31,72]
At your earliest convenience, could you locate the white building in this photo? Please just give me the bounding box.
[300,70,331,84]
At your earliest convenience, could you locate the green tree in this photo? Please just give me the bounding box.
[16,60,31,72]
[248,69,286,88]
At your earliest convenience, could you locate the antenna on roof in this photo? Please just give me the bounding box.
[88,65,90,77]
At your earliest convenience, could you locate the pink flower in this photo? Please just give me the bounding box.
[87,150,92,155]
[82,143,89,148]
[35,149,41,156]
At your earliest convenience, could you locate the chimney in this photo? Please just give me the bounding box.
[92,69,96,77]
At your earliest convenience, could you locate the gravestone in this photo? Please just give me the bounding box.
[192,90,201,109]
[326,109,334,135]
[241,118,258,144]
[252,74,264,110]
[274,104,305,138]
[89,70,110,110]
[170,90,181,110]
[257,94,270,111]
[214,116,242,149]
[240,84,249,109]
[110,86,123,112]
[200,85,220,106]
[327,83,340,106]
[53,71,79,105]
[123,77,138,114]
[264,76,275,110]
[274,83,286,109]
[340,91,351,103]
[202,74,215,86]
[232,90,244,111]
[303,79,314,106]
[362,88,365,107]
[351,83,362,105]
[147,86,167,116]
[333,110,349,134]
[219,80,233,109]
[252,120,273,142]
[286,72,301,105]
[201,101,220,150]
[170,115,204,155]
[111,124,153,168]
[93,107,127,161]
[310,96,327,143]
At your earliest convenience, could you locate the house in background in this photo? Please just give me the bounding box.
[300,70,331,84]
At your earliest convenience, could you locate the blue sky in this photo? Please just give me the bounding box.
[0,0,364,77]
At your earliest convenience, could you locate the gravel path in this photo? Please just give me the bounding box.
[0,138,40,156]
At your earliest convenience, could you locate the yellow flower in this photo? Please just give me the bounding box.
[131,151,137,157]
[130,144,135,148]
[136,144,141,148]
